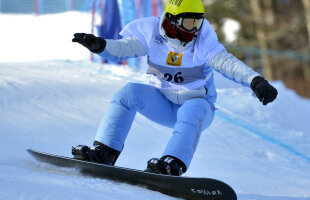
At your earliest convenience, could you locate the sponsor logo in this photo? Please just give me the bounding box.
[169,0,183,6]
[166,51,183,66]
[191,188,223,196]
[155,35,163,46]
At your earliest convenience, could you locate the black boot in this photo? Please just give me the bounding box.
[72,141,120,166]
[145,156,186,176]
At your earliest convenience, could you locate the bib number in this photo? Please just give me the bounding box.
[164,72,184,83]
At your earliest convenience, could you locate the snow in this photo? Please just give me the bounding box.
[1,12,310,200]
[0,12,92,62]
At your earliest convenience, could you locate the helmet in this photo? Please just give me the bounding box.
[165,0,205,16]
[164,0,205,33]
[160,0,205,50]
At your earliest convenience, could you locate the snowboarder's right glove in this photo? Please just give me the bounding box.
[251,76,278,106]
[72,33,106,53]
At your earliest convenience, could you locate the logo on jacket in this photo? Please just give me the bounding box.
[155,35,163,46]
[166,51,183,66]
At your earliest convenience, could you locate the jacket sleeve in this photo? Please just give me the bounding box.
[98,36,146,62]
[208,49,261,87]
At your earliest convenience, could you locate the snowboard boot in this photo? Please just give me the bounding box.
[145,156,186,176]
[72,141,120,166]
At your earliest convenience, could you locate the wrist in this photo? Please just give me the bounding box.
[250,76,265,91]
[90,38,107,54]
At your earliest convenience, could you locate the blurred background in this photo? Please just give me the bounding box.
[0,0,309,98]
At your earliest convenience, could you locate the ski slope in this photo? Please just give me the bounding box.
[1,12,310,200]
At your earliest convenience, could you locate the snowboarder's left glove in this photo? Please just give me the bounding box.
[251,76,278,106]
[72,33,106,53]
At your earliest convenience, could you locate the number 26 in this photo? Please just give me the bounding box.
[164,72,184,83]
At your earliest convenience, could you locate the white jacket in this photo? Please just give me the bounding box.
[99,17,260,105]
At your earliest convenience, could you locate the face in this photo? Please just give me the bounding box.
[162,13,204,43]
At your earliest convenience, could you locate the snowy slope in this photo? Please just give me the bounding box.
[1,61,310,200]
[1,12,310,200]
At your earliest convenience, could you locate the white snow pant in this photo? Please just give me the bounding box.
[95,83,215,170]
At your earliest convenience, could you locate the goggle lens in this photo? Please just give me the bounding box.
[181,18,203,32]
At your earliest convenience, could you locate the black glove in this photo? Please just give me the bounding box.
[72,33,106,53]
[251,76,278,105]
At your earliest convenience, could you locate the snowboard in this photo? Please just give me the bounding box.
[27,149,237,200]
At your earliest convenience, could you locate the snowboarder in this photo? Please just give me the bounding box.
[71,0,278,176]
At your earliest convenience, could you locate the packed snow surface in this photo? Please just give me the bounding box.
[1,12,310,200]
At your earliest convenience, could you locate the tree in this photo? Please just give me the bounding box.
[302,0,310,47]
[301,0,310,81]
[250,0,273,80]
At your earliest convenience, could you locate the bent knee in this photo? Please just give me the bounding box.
[177,98,214,129]
[112,83,152,111]
[180,98,212,117]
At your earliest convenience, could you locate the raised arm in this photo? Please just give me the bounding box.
[72,33,146,62]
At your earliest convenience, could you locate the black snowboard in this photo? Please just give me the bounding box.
[27,149,237,200]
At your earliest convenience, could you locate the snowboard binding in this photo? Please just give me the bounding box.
[72,141,120,166]
[145,156,186,176]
